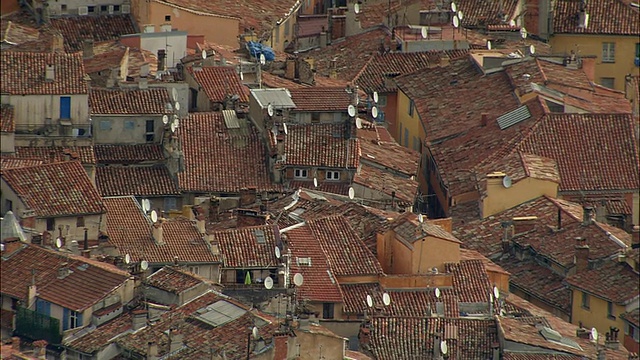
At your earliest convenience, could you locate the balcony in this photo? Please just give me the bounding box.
[15,307,62,345]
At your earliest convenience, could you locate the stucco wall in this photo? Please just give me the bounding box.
[412,236,460,273]
[570,289,627,339]
[482,177,558,218]
[92,114,165,144]
[4,94,89,129]
[0,132,14,153]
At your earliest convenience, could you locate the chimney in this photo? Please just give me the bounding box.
[285,59,296,80]
[51,32,64,53]
[481,113,489,127]
[68,240,79,255]
[273,333,288,360]
[1,238,23,257]
[604,328,620,350]
[157,49,167,72]
[574,237,589,272]
[147,341,158,360]
[81,250,91,259]
[319,32,328,48]
[209,196,220,222]
[196,215,206,235]
[153,221,164,245]
[239,187,257,207]
[140,63,150,77]
[512,216,537,235]
[138,77,149,90]
[501,221,512,253]
[582,206,593,226]
[632,225,639,244]
[237,209,268,228]
[57,262,70,279]
[45,64,55,81]
[28,283,37,309]
[132,310,148,331]
[358,326,371,347]
[82,38,94,59]
[83,228,89,250]
[492,343,500,360]
[169,328,183,353]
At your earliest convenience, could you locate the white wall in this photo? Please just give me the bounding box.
[47,1,128,16]
[92,115,165,144]
[4,94,89,129]
[139,31,188,69]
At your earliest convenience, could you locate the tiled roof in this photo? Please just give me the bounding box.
[289,87,352,112]
[212,224,279,268]
[83,41,127,74]
[0,20,40,45]
[90,88,172,115]
[475,151,560,190]
[453,0,519,27]
[353,51,436,93]
[566,260,639,304]
[12,146,96,164]
[187,66,249,103]
[340,283,383,314]
[359,138,419,176]
[95,166,180,197]
[64,311,132,353]
[103,196,220,264]
[354,0,432,30]
[94,144,165,164]
[553,0,640,35]
[49,15,138,52]
[178,112,277,193]
[284,123,360,168]
[353,163,417,204]
[1,244,131,311]
[306,216,383,276]
[1,161,105,217]
[517,113,640,192]
[1,51,88,95]
[503,353,583,360]
[0,104,14,132]
[145,266,204,294]
[620,308,640,327]
[0,157,43,170]
[392,212,462,244]
[288,180,351,195]
[445,259,492,303]
[459,248,510,275]
[605,199,633,215]
[262,72,310,89]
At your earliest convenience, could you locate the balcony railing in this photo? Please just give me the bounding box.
[15,307,62,345]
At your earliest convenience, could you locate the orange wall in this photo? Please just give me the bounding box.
[380,273,453,289]
[411,236,460,273]
[391,237,413,274]
[1,0,19,15]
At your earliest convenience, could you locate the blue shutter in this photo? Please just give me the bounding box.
[60,97,71,119]
[62,308,69,331]
[77,312,83,328]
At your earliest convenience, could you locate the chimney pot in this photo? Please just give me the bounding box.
[574,237,589,272]
[481,113,489,127]
[582,206,594,226]
[153,221,164,245]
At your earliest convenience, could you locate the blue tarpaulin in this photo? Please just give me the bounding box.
[246,41,275,62]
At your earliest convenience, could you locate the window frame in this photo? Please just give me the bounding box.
[165,15,171,22]
[600,77,615,89]
[581,291,590,309]
[294,169,308,179]
[607,301,615,320]
[325,171,340,180]
[99,120,112,131]
[408,99,415,116]
[322,303,335,319]
[47,218,55,231]
[602,42,615,63]
[76,216,84,228]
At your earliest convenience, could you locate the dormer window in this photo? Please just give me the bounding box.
[294,169,308,178]
[326,171,340,180]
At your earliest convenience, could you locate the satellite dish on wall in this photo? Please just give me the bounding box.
[140,260,149,271]
[267,104,274,117]
[457,10,463,20]
[55,237,62,249]
[259,53,266,65]
[421,26,428,38]
[252,326,259,339]
[124,253,131,264]
[371,106,379,119]
[348,187,355,200]
[142,199,151,212]
[520,27,528,39]
[240,72,244,80]
[509,19,516,27]
[493,286,500,299]
[453,16,460,28]
[590,327,598,342]
[264,276,274,290]
[283,122,288,134]
[313,177,318,187]
[170,122,177,133]
[162,115,169,125]
[347,104,356,117]
[150,210,158,223]
[366,295,373,308]
[487,40,492,50]
[435,287,441,298]
[529,44,536,55]
[355,117,363,129]
[293,273,304,287]
[372,91,379,103]
[382,293,391,306]
[502,175,512,188]
[418,214,424,223]
[202,49,207,59]
[354,3,360,13]
[450,2,457,12]
[274,246,281,259]
[174,101,180,111]
[171,88,178,101]
[440,340,448,355]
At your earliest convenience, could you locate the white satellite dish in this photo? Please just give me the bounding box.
[421,26,428,39]
[435,287,441,298]
[202,49,207,59]
[382,293,391,306]
[162,115,169,125]
[418,214,424,223]
[150,210,158,223]
[347,104,356,117]
[264,276,274,290]
[313,177,318,187]
[372,91,379,103]
[252,326,259,339]
[457,10,463,20]
[173,118,180,128]
[520,27,528,39]
[450,2,457,12]
[529,44,536,55]
[354,3,360,13]
[509,19,516,27]
[583,13,589,28]
[171,88,178,101]
[348,187,355,200]
[283,122,288,134]
[487,40,492,50]
[142,199,151,212]
[259,53,266,66]
[453,16,460,28]
[590,327,598,341]
[502,175,512,188]
[55,237,62,249]
[440,340,448,355]
[174,101,180,111]
[371,106,379,119]
[366,294,373,308]
[170,122,177,133]
[274,246,281,259]
[493,286,500,299]
[124,253,131,264]
[267,104,274,117]
[293,273,304,287]
[140,260,149,271]
[355,117,362,129]
[240,71,244,81]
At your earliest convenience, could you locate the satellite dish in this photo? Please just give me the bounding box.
[354,3,360,13]
[453,16,459,28]
[529,44,536,55]
[435,287,442,298]
[347,104,356,117]
[590,327,598,341]
[140,260,149,271]
[173,118,180,128]
[293,273,304,287]
[171,88,178,101]
[142,199,151,212]
[366,295,373,308]
[174,101,180,111]
[240,72,244,80]
[274,246,281,259]
[267,104,274,117]
[450,2,457,12]
[502,175,512,188]
[170,122,177,133]
[382,293,391,306]
[264,276,274,290]
[283,122,288,134]
[440,340,448,355]
[493,286,500,299]
[457,10,463,20]
[371,106,379,119]
[372,91,379,103]
[313,177,318,187]
[348,187,355,200]
[162,115,169,125]
[124,253,131,264]
[252,326,259,339]
[509,19,516,27]
[55,237,62,249]
[421,26,428,38]
[487,40,492,50]
[150,210,158,223]
[418,214,424,223]
[355,117,363,129]
[202,49,207,59]
[520,27,528,39]
[259,53,266,65]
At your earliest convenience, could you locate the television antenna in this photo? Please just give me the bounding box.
[259,54,266,66]
[141,198,151,213]
[371,106,379,119]
[162,115,169,125]
[452,16,459,28]
[201,49,207,60]
[264,276,274,290]
[355,117,363,129]
[274,246,281,259]
[124,253,131,264]
[435,287,442,298]
[366,294,373,308]
[457,10,463,20]
[382,292,391,306]
[520,27,528,39]
[509,19,516,27]
[150,210,158,223]
[293,273,304,287]
[372,91,379,103]
[487,40,492,50]
[348,187,355,200]
[354,3,360,13]
[313,177,318,187]
[590,327,598,342]
[440,340,448,355]
[171,88,178,101]
[140,260,149,271]
[170,122,177,133]
[502,175,512,188]
[283,122,288,135]
[55,237,62,249]
[347,104,356,117]
[267,104,274,117]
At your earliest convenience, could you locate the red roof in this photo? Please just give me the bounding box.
[455,0,520,27]
[0,157,43,170]
[178,112,277,193]
[566,260,639,304]
[553,0,640,35]
[12,146,96,164]
[503,354,583,360]
[353,51,436,93]
[284,123,360,168]
[187,66,249,103]
[445,259,491,303]
[145,266,204,294]
[49,15,138,52]
[1,52,88,95]
[95,166,180,196]
[64,311,132,353]
[297,15,328,38]
[0,104,14,133]
[353,163,417,204]
[212,225,279,268]
[620,308,640,327]
[94,144,165,164]
[0,20,39,45]
[1,161,105,217]
[289,87,352,112]
[0,244,131,311]
[359,138,420,176]
[90,88,173,115]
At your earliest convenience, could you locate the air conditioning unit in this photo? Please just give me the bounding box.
[108,5,114,14]
[121,4,130,13]
[78,6,89,15]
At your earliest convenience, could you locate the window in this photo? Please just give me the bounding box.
[408,99,415,116]
[165,15,171,21]
[64,308,82,330]
[412,136,420,152]
[188,266,199,275]
[311,112,321,123]
[600,77,615,89]
[294,169,308,178]
[326,171,340,180]
[113,5,120,12]
[60,96,71,119]
[399,122,403,143]
[145,120,155,142]
[164,197,177,211]
[636,43,640,58]
[99,120,112,130]
[36,299,51,316]
[602,42,615,63]
[87,5,95,13]
[581,291,590,309]
[404,128,409,147]
[124,120,135,130]
[4,199,12,212]
[100,5,107,12]
[76,216,84,227]
[322,303,334,319]
[47,218,55,231]
[61,4,67,11]
[284,19,290,36]
[607,301,615,319]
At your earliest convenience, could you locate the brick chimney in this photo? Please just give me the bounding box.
[512,216,537,235]
[632,225,639,244]
[1,237,23,257]
[574,237,589,272]
[209,196,220,222]
[273,333,288,360]
[605,326,620,350]
[582,206,594,226]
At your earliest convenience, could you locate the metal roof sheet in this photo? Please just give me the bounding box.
[497,105,531,130]
[250,88,296,109]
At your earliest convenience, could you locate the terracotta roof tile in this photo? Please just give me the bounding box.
[94,144,165,164]
[178,112,277,193]
[1,244,131,311]
[284,123,360,168]
[83,42,127,74]
[262,72,310,89]
[359,138,420,176]
[566,260,639,304]
[49,15,138,52]
[188,66,249,103]
[145,266,204,294]
[288,180,351,195]
[553,0,640,35]
[503,353,583,360]
[620,308,640,327]
[103,196,220,264]
[212,224,279,268]
[0,20,40,45]
[0,104,14,133]
[340,283,383,314]
[605,199,633,215]
[12,146,96,164]
[354,0,433,30]
[353,163,418,204]
[459,248,510,275]
[353,51,436,93]
[289,87,352,111]
[455,0,519,27]
[64,311,132,353]
[446,259,492,303]
[0,157,43,170]
[96,166,180,196]
[1,161,105,217]
[90,88,172,114]
[1,51,88,95]
[297,15,328,37]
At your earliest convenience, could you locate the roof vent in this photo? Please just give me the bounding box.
[45,64,55,82]
[254,229,266,244]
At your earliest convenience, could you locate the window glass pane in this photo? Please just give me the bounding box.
[124,121,135,130]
